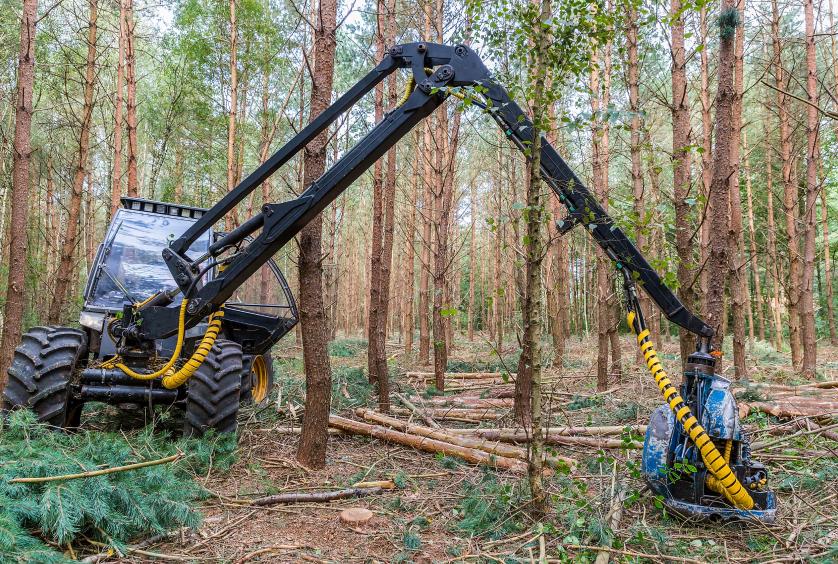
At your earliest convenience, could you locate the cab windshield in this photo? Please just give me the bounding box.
[87,210,210,310]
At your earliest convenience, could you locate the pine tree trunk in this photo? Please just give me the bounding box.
[765,142,784,352]
[743,134,765,342]
[49,0,97,324]
[705,0,737,349]
[771,0,802,368]
[0,0,39,387]
[402,141,418,355]
[627,2,651,359]
[671,0,697,365]
[590,46,611,392]
[225,0,239,230]
[110,0,126,217]
[698,5,713,310]
[125,0,138,198]
[296,0,337,470]
[728,1,748,378]
[522,0,551,517]
[468,179,476,342]
[800,0,819,377]
[822,189,836,344]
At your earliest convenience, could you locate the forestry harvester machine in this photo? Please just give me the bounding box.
[3,43,774,521]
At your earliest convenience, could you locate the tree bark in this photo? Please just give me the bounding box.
[402,132,419,356]
[800,0,819,378]
[296,0,337,470]
[705,0,737,349]
[743,133,765,342]
[671,0,697,365]
[771,0,802,367]
[49,0,98,324]
[822,189,836,345]
[225,0,239,230]
[0,0,39,388]
[727,0,747,379]
[698,5,713,310]
[110,0,126,218]
[468,179,476,342]
[765,138,784,352]
[124,0,138,198]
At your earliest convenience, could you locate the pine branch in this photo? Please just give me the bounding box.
[9,452,183,484]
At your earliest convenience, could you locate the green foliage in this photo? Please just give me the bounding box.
[331,367,374,410]
[718,7,741,41]
[328,338,368,358]
[0,410,235,561]
[453,471,525,539]
[567,394,605,411]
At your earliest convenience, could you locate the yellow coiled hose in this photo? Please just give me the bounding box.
[627,311,754,510]
[101,298,224,389]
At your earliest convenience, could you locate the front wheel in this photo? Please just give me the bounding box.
[183,339,242,437]
[2,326,87,427]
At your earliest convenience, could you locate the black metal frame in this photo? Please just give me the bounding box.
[139,42,714,347]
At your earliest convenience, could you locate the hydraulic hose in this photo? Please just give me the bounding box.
[627,311,754,510]
[161,308,224,389]
[101,298,190,380]
[102,298,224,389]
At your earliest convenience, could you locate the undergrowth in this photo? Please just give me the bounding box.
[453,470,526,540]
[328,338,368,358]
[0,410,236,562]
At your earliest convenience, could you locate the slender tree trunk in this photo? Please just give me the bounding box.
[590,44,612,392]
[468,179,476,342]
[297,0,337,470]
[743,134,765,342]
[800,0,819,377]
[822,189,836,344]
[699,5,713,309]
[110,0,126,217]
[49,0,97,324]
[727,0,747,378]
[521,0,551,518]
[124,0,138,198]
[671,0,697,364]
[0,0,39,388]
[225,0,239,230]
[705,0,737,348]
[402,136,419,356]
[772,0,802,367]
[765,142,784,352]
[627,1,651,357]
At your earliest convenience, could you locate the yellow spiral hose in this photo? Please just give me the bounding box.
[102,298,224,390]
[161,309,224,389]
[627,311,754,510]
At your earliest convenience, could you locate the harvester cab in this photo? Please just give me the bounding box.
[4,197,297,436]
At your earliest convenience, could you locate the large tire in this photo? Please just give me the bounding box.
[2,326,87,427]
[184,339,242,437]
[240,353,274,405]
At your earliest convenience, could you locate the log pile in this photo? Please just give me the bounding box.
[737,382,838,419]
[355,408,577,469]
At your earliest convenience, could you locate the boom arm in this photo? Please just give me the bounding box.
[141,42,713,343]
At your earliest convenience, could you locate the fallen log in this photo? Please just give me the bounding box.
[406,371,514,380]
[741,399,838,419]
[449,425,647,437]
[451,429,642,449]
[251,486,385,506]
[391,406,506,421]
[329,415,527,472]
[407,395,515,409]
[356,409,576,469]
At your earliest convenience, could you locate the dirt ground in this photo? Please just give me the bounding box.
[121,334,836,563]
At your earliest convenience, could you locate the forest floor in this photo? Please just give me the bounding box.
[94,334,837,563]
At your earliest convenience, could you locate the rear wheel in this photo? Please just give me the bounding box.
[2,326,87,427]
[184,339,242,437]
[241,353,274,405]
